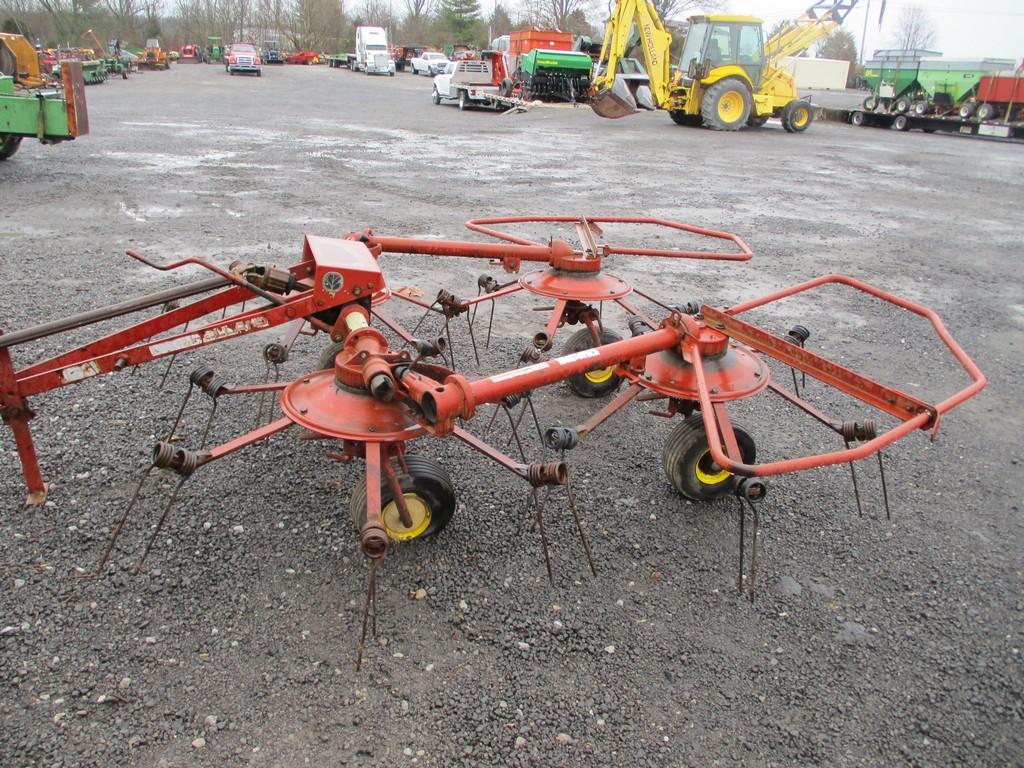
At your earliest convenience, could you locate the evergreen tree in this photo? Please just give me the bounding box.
[438,0,478,41]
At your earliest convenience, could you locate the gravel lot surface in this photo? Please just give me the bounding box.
[1,63,1022,767]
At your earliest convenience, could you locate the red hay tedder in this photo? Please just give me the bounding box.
[0,216,985,665]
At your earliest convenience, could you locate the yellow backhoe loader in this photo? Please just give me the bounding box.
[591,0,862,132]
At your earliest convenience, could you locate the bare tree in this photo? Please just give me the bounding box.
[893,5,935,51]
[650,0,722,24]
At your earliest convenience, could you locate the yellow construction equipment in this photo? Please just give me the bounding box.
[0,32,47,88]
[591,0,862,132]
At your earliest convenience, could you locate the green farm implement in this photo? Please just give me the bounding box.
[0,60,89,160]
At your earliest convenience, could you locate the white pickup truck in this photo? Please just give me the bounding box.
[431,58,504,110]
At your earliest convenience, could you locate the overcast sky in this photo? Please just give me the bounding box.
[748,0,1023,61]
[505,0,1023,62]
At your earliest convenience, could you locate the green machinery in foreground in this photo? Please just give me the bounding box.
[0,61,89,160]
[517,49,593,102]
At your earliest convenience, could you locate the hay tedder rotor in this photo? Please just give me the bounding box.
[0,216,985,666]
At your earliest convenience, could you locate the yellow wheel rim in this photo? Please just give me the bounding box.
[694,449,731,485]
[792,107,809,127]
[381,493,431,541]
[717,90,744,122]
[584,365,615,384]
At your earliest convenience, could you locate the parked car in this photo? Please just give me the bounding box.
[411,51,449,76]
[432,57,500,109]
[225,42,262,76]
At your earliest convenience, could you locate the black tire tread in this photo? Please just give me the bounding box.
[662,414,756,501]
[561,327,623,398]
[349,454,456,539]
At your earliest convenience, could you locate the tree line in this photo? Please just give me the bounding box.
[1,0,719,55]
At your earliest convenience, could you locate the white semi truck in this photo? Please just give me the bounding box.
[353,27,395,76]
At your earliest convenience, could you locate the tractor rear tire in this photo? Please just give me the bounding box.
[0,134,22,161]
[669,110,702,127]
[700,79,751,131]
[781,100,813,133]
[561,327,623,398]
[350,454,456,541]
[663,414,756,501]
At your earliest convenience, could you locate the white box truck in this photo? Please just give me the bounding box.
[353,27,395,76]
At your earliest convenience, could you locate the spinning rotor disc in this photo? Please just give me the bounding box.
[280,370,425,442]
[639,345,769,402]
[519,269,631,301]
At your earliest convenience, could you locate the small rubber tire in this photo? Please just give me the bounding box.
[894,97,912,114]
[700,79,751,131]
[350,454,456,541]
[256,70,261,77]
[458,90,468,110]
[389,70,394,77]
[318,340,346,370]
[669,110,702,127]
[912,101,928,116]
[561,327,623,398]
[850,110,866,126]
[0,134,22,161]
[959,102,976,120]
[432,87,441,105]
[863,96,877,111]
[976,103,997,121]
[781,100,813,133]
[663,414,756,501]
[893,114,909,131]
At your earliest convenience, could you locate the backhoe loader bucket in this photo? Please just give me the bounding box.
[634,84,655,111]
[590,75,637,119]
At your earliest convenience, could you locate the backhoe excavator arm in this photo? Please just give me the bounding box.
[592,0,673,108]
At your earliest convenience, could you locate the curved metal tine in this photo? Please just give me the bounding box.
[482,403,502,438]
[877,450,891,520]
[404,300,439,348]
[444,317,457,373]
[199,400,219,449]
[504,399,531,453]
[465,312,480,366]
[748,503,760,603]
[165,380,196,442]
[504,406,528,462]
[563,469,596,576]
[525,395,544,444]
[485,301,495,349]
[356,558,381,672]
[532,488,553,584]
[135,474,189,574]
[157,318,192,390]
[96,463,155,574]
[736,497,746,593]
[845,439,864,517]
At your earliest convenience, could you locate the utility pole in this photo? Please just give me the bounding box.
[859,0,871,64]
